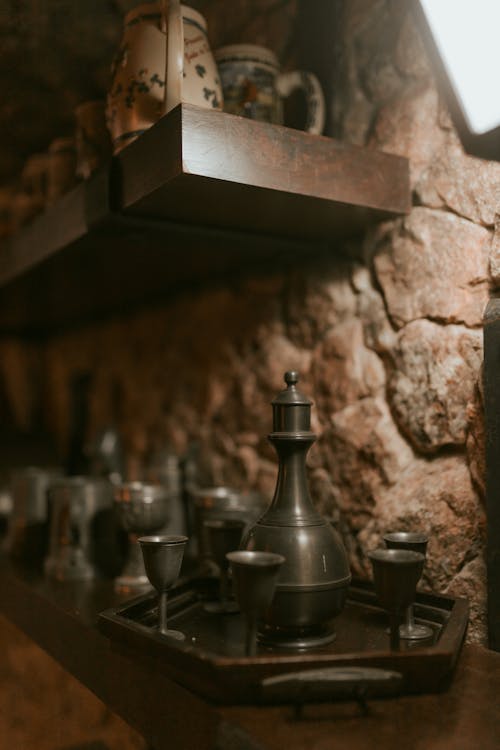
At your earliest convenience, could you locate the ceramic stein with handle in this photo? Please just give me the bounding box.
[214,44,325,134]
[106,2,223,153]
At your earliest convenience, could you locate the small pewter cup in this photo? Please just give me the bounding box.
[191,486,267,567]
[368,548,425,650]
[204,519,246,613]
[226,550,285,657]
[114,482,169,592]
[383,531,433,640]
[139,535,188,640]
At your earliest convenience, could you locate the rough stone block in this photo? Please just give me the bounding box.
[374,207,490,328]
[388,320,483,452]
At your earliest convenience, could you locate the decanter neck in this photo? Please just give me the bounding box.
[260,433,324,527]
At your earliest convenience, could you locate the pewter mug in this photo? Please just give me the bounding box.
[45,476,115,581]
[8,466,61,567]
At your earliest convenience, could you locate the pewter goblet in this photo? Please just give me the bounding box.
[383,531,433,641]
[368,548,425,650]
[226,550,285,657]
[139,535,188,640]
[114,482,169,592]
[204,519,246,613]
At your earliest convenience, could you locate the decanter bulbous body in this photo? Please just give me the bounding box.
[242,371,351,648]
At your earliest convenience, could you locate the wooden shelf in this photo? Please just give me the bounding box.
[0,104,410,336]
[117,104,410,239]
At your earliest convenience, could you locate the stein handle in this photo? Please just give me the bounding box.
[161,0,183,115]
[276,70,325,135]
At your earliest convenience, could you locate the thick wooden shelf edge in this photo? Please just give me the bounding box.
[0,106,410,335]
[117,103,411,239]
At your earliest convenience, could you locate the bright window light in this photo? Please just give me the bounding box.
[419,0,500,134]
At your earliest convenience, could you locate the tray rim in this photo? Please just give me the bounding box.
[98,577,469,703]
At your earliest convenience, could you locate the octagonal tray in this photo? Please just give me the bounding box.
[98,576,468,705]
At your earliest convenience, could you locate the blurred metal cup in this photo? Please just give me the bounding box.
[191,486,267,567]
[7,466,61,568]
[44,476,114,581]
[113,481,170,591]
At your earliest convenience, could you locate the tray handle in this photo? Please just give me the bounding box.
[260,667,403,714]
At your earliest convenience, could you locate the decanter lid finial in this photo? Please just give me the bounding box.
[272,371,312,407]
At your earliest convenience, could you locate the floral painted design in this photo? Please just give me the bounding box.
[203,87,220,109]
[113,70,165,109]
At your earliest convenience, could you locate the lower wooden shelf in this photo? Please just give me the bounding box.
[0,560,499,750]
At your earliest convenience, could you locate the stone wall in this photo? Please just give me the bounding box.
[2,1,498,645]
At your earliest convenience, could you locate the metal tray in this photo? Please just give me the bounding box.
[98,576,468,705]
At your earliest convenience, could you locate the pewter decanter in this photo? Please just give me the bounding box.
[243,371,351,648]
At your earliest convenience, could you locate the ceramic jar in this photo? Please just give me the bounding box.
[21,153,49,211]
[214,44,325,134]
[74,100,112,179]
[46,137,77,205]
[106,2,223,153]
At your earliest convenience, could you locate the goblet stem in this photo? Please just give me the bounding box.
[159,590,168,635]
[405,604,415,629]
[399,603,433,640]
[389,612,400,651]
[245,615,258,657]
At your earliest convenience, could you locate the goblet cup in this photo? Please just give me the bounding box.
[139,534,188,640]
[226,550,285,657]
[204,519,246,613]
[383,531,433,640]
[114,482,169,592]
[368,548,425,650]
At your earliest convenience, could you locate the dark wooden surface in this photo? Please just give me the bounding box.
[0,560,499,750]
[483,299,500,651]
[98,578,468,704]
[0,104,409,336]
[117,104,410,240]
[0,213,317,336]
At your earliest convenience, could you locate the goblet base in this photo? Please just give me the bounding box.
[160,628,185,641]
[399,622,434,640]
[258,625,336,650]
[203,600,239,614]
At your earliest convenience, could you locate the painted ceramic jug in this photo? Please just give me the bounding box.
[106,2,223,153]
[214,44,325,134]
